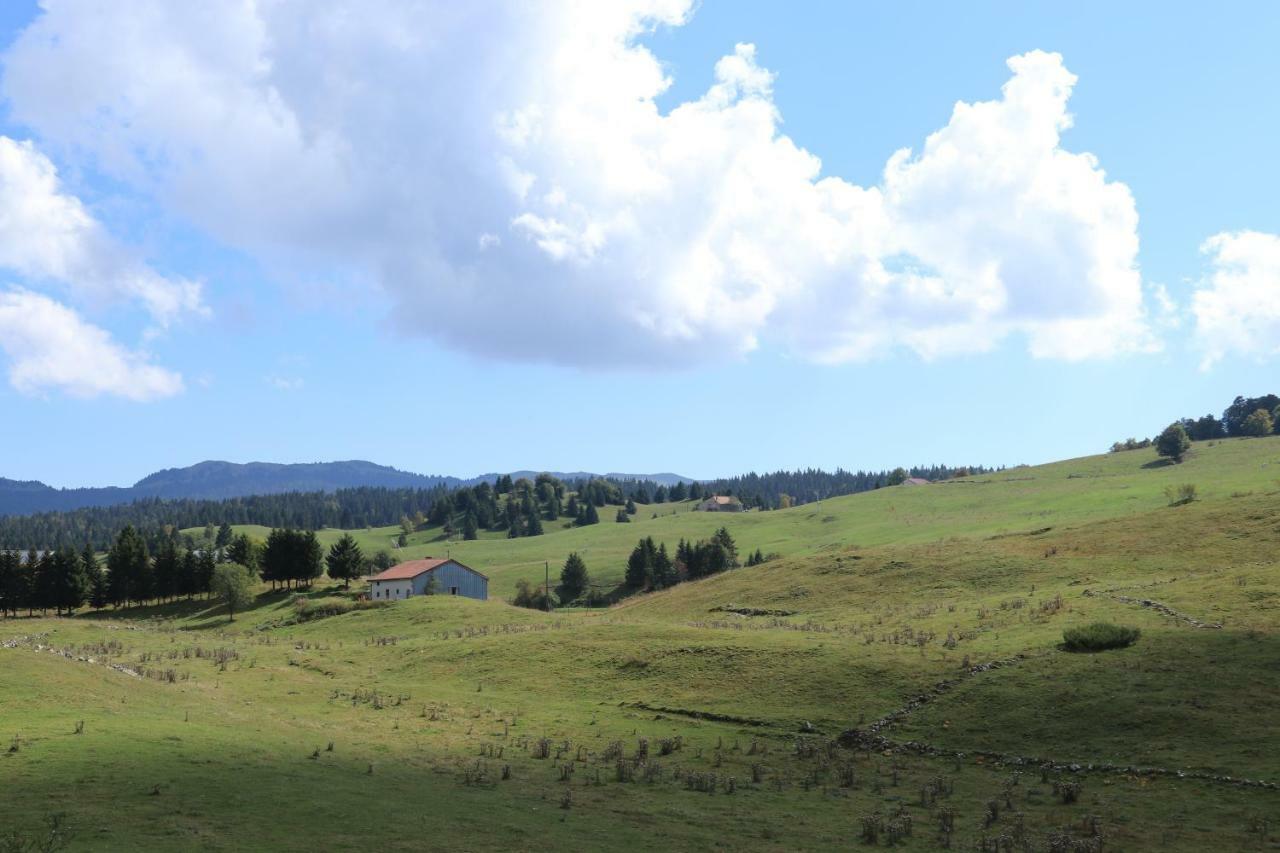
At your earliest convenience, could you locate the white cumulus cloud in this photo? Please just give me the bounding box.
[0,289,183,399]
[1,1,1155,367]
[0,136,205,325]
[1193,231,1280,368]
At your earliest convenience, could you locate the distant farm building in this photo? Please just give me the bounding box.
[698,495,743,512]
[902,477,930,486]
[369,558,487,601]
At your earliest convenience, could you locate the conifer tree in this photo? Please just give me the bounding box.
[651,543,676,589]
[107,526,150,607]
[560,552,589,601]
[198,549,217,596]
[177,550,198,598]
[153,539,180,603]
[82,544,106,609]
[325,533,364,589]
[525,510,544,536]
[462,511,479,541]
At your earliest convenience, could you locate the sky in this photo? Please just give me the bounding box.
[1,1,1278,488]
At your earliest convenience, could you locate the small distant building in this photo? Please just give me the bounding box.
[902,477,930,486]
[697,495,743,512]
[369,558,487,601]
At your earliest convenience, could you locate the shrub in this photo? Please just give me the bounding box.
[1155,422,1191,462]
[1062,622,1140,652]
[1242,408,1274,437]
[1164,483,1197,506]
[290,596,387,622]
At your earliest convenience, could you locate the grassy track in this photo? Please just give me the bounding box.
[5,438,1280,850]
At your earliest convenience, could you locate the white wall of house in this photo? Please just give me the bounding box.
[370,579,413,600]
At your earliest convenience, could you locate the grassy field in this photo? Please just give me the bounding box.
[192,435,1280,597]
[5,438,1280,850]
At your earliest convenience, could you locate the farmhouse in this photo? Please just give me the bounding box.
[902,477,930,486]
[697,495,743,512]
[369,558,488,601]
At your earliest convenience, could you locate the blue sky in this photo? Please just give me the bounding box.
[1,1,1278,488]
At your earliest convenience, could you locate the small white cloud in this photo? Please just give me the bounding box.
[0,136,206,326]
[0,288,184,399]
[1193,230,1280,368]
[265,374,305,391]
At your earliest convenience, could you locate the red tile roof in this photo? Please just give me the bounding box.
[369,558,488,582]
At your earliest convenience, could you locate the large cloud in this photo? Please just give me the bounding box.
[1193,231,1280,367]
[2,1,1154,366]
[0,289,183,399]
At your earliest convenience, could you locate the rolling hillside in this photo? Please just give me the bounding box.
[3,437,1278,850]
[200,436,1280,597]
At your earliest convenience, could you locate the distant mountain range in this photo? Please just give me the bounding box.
[0,461,693,517]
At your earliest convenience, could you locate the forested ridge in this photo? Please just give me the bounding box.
[0,465,986,551]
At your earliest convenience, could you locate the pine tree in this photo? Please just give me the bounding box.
[525,510,544,536]
[462,511,479,541]
[651,543,676,589]
[49,548,88,614]
[197,549,217,597]
[560,552,589,601]
[625,498,637,515]
[325,533,364,589]
[624,537,659,590]
[177,550,198,598]
[107,526,150,607]
[153,539,180,603]
[584,503,600,525]
[713,527,739,567]
[82,544,106,609]
[226,533,259,574]
[0,551,23,616]
[215,522,233,548]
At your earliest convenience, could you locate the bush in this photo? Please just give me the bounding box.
[1242,408,1274,437]
[1062,622,1140,652]
[290,596,387,622]
[1155,422,1191,462]
[1164,483,1197,506]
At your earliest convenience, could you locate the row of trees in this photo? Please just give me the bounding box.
[511,527,747,611]
[1116,394,1280,455]
[0,547,102,616]
[625,528,740,592]
[1,525,399,617]
[1,462,994,553]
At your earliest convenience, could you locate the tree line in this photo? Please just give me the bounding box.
[0,525,392,616]
[511,527,748,611]
[0,463,990,553]
[1113,393,1280,454]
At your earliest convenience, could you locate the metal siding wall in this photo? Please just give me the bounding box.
[410,562,487,600]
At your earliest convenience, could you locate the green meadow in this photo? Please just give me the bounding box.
[5,438,1280,850]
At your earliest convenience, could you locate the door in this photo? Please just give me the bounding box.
[450,586,458,596]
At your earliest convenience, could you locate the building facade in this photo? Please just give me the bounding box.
[369,558,488,601]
